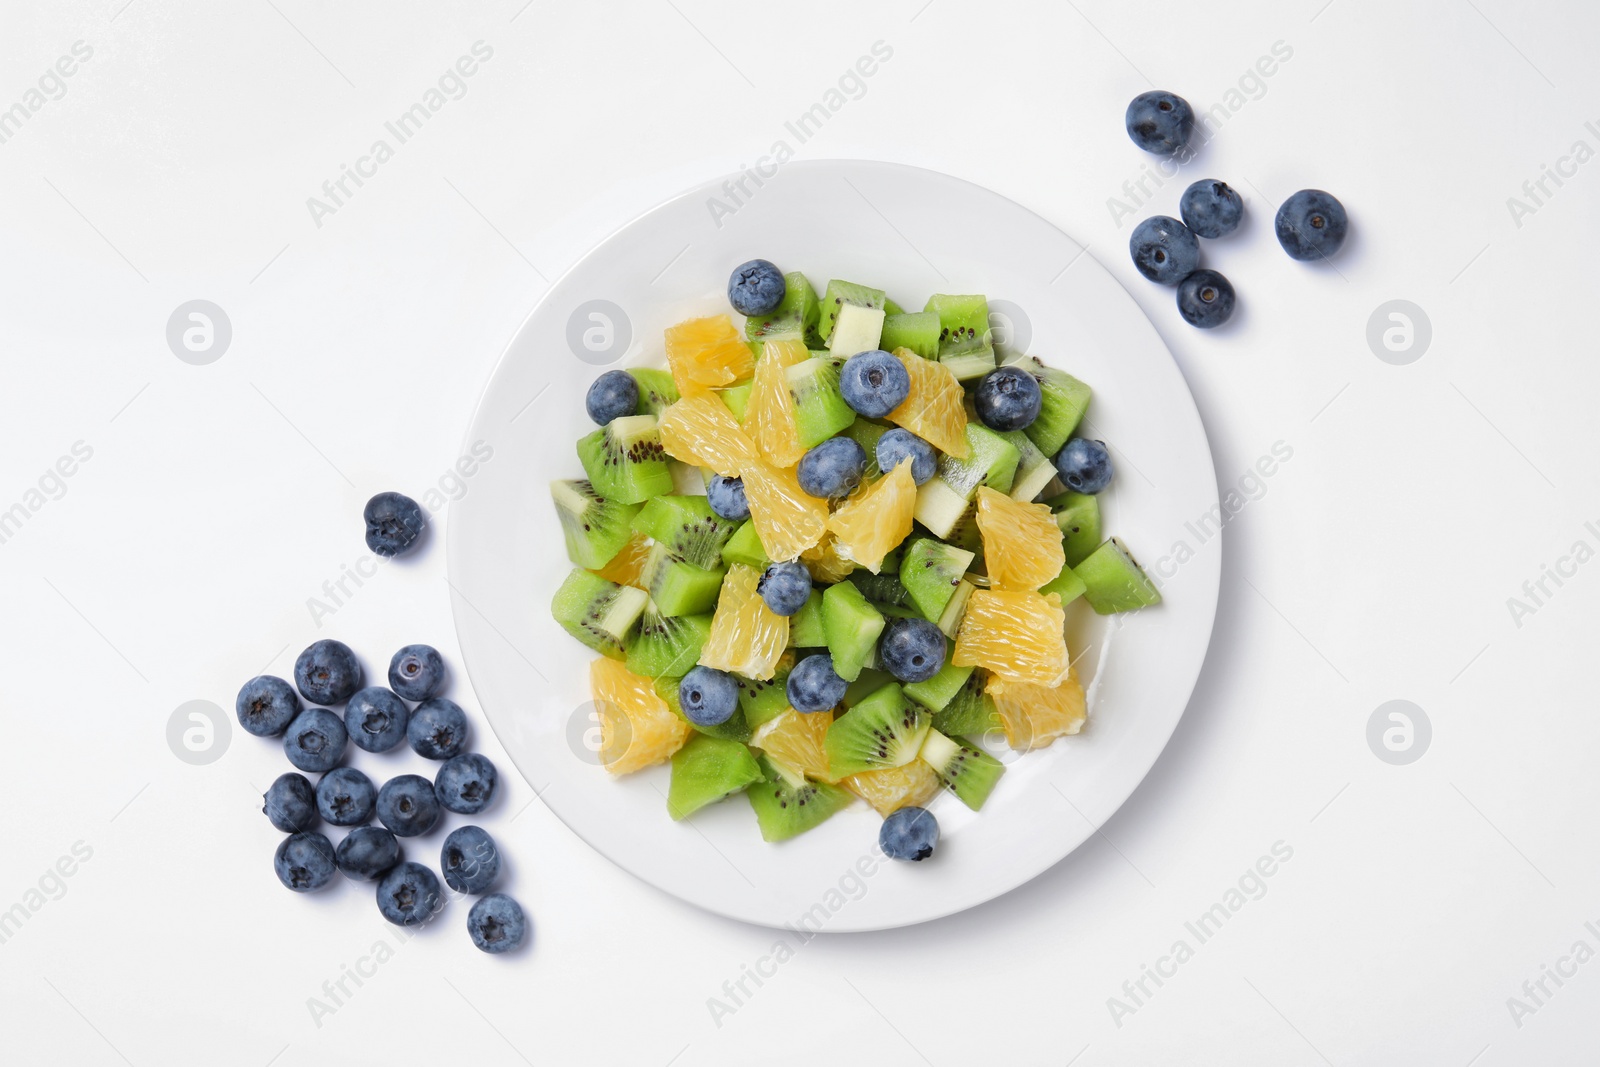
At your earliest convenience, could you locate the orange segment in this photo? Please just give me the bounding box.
[952,589,1069,686]
[590,657,692,775]
[841,761,942,816]
[591,533,651,589]
[658,393,758,474]
[801,533,857,582]
[743,459,828,562]
[700,564,790,679]
[664,315,754,396]
[827,458,917,573]
[986,668,1086,750]
[746,339,808,467]
[750,708,838,782]
[885,348,969,458]
[974,486,1066,591]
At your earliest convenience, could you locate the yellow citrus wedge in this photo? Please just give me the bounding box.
[745,339,808,467]
[827,458,917,573]
[664,315,754,396]
[885,348,969,458]
[952,589,1069,685]
[985,667,1086,751]
[841,761,942,816]
[657,393,758,475]
[743,459,828,562]
[801,533,857,582]
[750,708,838,782]
[700,564,790,679]
[975,486,1066,591]
[590,657,692,775]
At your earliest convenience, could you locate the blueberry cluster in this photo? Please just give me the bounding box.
[1123,90,1349,329]
[243,639,527,954]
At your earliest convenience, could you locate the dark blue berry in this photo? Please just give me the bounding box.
[236,675,301,737]
[316,766,377,826]
[275,832,337,892]
[878,618,945,683]
[263,772,318,833]
[679,666,739,727]
[876,429,937,485]
[388,644,445,702]
[758,561,812,616]
[436,753,498,815]
[344,686,409,753]
[1180,180,1243,239]
[1054,438,1113,494]
[879,806,938,861]
[797,437,867,499]
[1129,216,1201,286]
[706,475,750,521]
[974,367,1042,432]
[408,698,468,760]
[728,259,786,317]
[1125,90,1194,155]
[294,639,363,705]
[441,825,501,894]
[467,893,527,953]
[375,774,441,838]
[838,350,910,418]
[363,492,425,557]
[1176,270,1236,329]
[376,861,441,926]
[283,708,348,773]
[1275,189,1348,262]
[336,826,402,881]
[786,653,847,714]
[585,370,639,425]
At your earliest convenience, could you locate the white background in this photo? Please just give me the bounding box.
[1,1,1595,1064]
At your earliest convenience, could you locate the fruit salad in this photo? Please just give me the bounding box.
[549,260,1161,860]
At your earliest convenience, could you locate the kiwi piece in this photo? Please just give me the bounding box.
[880,311,940,360]
[918,728,1004,810]
[720,381,754,422]
[552,569,648,659]
[1048,491,1102,567]
[737,658,794,729]
[666,735,763,820]
[1001,430,1058,503]
[625,601,713,677]
[913,424,1021,538]
[943,501,984,555]
[1021,360,1092,457]
[931,670,1001,737]
[746,755,853,842]
[577,414,673,505]
[641,541,725,617]
[1040,557,1087,606]
[902,655,973,713]
[824,681,930,777]
[848,569,912,610]
[883,296,906,317]
[744,271,820,344]
[827,303,886,357]
[1075,538,1162,614]
[900,537,975,623]
[788,589,826,647]
[936,577,976,639]
[785,358,857,448]
[721,521,770,570]
[823,581,885,682]
[655,675,751,742]
[818,280,887,344]
[842,667,894,709]
[925,294,995,380]
[631,495,738,570]
[628,368,680,416]
[549,479,641,570]
[844,419,891,479]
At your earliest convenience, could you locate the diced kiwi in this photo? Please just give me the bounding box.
[943,501,984,555]
[824,681,930,777]
[551,569,648,659]
[925,294,994,380]
[913,424,1021,538]
[1021,360,1092,457]
[668,461,704,496]
[828,303,886,357]
[880,311,940,360]
[823,581,885,682]
[818,280,887,344]
[577,414,673,505]
[1001,430,1057,503]
[737,657,794,729]
[918,728,1004,810]
[720,381,753,422]
[844,419,890,479]
[785,358,857,447]
[929,675,1002,739]
[744,271,820,345]
[625,601,712,677]
[940,349,997,383]
[1048,491,1102,567]
[902,656,973,713]
[1040,557,1087,606]
[721,521,769,570]
[1075,538,1162,614]
[848,569,912,610]
[788,589,826,647]
[628,368,680,416]
[900,537,975,623]
[746,755,853,842]
[641,542,725,617]
[936,577,976,639]
[549,479,641,570]
[632,495,738,570]
[666,735,763,820]
[883,296,906,317]
[842,667,894,709]
[656,675,751,742]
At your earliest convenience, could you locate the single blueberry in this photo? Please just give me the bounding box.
[585,370,639,425]
[441,825,501,895]
[436,753,498,815]
[375,774,442,838]
[1125,90,1194,155]
[236,675,301,737]
[876,429,937,486]
[376,861,442,927]
[336,826,402,881]
[706,475,749,521]
[879,806,939,862]
[786,653,847,714]
[344,686,409,753]
[388,644,446,702]
[408,697,468,760]
[679,666,739,727]
[797,437,867,499]
[293,639,363,706]
[283,708,348,773]
[973,367,1043,432]
[364,492,426,557]
[1179,180,1244,239]
[316,766,377,827]
[878,618,945,683]
[728,259,786,317]
[1129,216,1201,286]
[467,893,527,954]
[274,832,337,892]
[838,350,911,418]
[758,561,812,617]
[1176,269,1236,329]
[1054,438,1114,494]
[263,772,318,833]
[1275,189,1348,262]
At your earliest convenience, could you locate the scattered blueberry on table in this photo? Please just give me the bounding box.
[441,825,501,895]
[236,675,301,737]
[1275,189,1348,262]
[1176,269,1237,329]
[467,893,527,954]
[436,753,498,815]
[1179,179,1243,239]
[1124,90,1194,155]
[275,832,337,892]
[263,772,319,833]
[408,697,469,760]
[1129,215,1201,286]
[344,686,409,753]
[363,491,426,557]
[294,639,363,706]
[388,644,446,702]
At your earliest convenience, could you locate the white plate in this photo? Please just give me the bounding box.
[448,160,1219,931]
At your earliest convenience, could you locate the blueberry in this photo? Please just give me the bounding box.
[376,861,442,927]
[363,492,426,557]
[679,666,739,727]
[1125,90,1194,155]
[316,766,377,827]
[876,429,937,485]
[344,686,409,753]
[797,438,867,499]
[786,653,847,714]
[275,832,337,892]
[236,675,301,737]
[1175,269,1236,329]
[467,893,527,954]
[408,697,468,760]
[375,774,442,838]
[263,772,318,833]
[1054,438,1113,494]
[436,753,498,815]
[1129,216,1201,286]
[879,806,939,862]
[293,639,363,705]
[283,708,348,773]
[878,618,945,683]
[336,826,402,881]
[441,825,501,894]
[585,370,639,425]
[706,475,750,521]
[1275,189,1348,262]
[758,561,812,617]
[1179,180,1243,239]
[974,367,1043,432]
[838,350,910,418]
[388,644,446,702]
[728,259,786,317]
